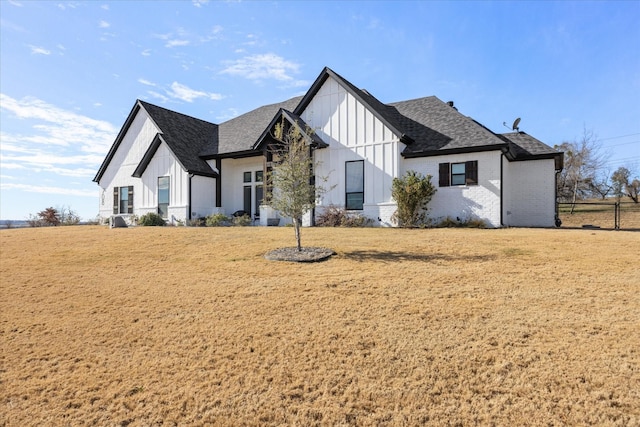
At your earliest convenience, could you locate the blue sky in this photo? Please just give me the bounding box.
[1,0,639,221]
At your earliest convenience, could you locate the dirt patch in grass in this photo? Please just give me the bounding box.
[1,226,639,426]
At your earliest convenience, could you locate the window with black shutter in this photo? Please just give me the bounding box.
[439,161,478,187]
[113,186,134,214]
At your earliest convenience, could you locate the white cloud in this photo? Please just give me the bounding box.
[220,54,301,82]
[192,0,209,7]
[166,82,223,102]
[141,49,152,56]
[138,78,156,86]
[29,45,50,55]
[99,20,110,28]
[166,39,190,48]
[0,94,117,172]
[147,91,170,103]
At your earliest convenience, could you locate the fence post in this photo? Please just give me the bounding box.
[615,202,620,230]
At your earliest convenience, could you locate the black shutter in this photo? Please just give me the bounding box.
[439,163,450,187]
[113,187,119,214]
[466,161,478,185]
[127,186,134,214]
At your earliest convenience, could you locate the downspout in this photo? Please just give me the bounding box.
[188,173,193,225]
[500,151,505,227]
[554,169,562,227]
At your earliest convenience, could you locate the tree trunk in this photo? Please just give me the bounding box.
[570,180,578,214]
[294,217,301,251]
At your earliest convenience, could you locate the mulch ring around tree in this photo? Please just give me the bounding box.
[264,247,336,262]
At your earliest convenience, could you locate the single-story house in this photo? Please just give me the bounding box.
[93,67,563,227]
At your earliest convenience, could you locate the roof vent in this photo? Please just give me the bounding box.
[446,101,457,110]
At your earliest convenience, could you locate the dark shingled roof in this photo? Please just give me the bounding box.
[500,131,563,170]
[200,97,303,158]
[138,100,218,177]
[95,67,564,184]
[93,100,218,182]
[499,131,559,158]
[388,97,508,157]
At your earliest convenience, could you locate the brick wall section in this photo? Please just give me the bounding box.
[404,151,503,227]
[503,158,556,227]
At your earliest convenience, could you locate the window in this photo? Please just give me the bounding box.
[439,161,478,187]
[243,186,252,214]
[345,160,364,210]
[113,186,133,214]
[243,171,252,183]
[158,176,169,218]
[255,185,263,215]
[255,170,263,182]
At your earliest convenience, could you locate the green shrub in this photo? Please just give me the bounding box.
[138,213,166,226]
[391,170,436,228]
[205,213,229,227]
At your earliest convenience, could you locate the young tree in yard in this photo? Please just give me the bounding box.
[612,166,640,203]
[391,170,437,227]
[266,121,327,251]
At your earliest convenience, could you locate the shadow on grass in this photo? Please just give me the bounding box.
[343,250,496,263]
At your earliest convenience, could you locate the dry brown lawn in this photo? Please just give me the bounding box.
[1,226,639,426]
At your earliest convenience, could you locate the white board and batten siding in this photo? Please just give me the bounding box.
[300,76,402,225]
[138,141,190,222]
[96,109,190,223]
[403,151,503,228]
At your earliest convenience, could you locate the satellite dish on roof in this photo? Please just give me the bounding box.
[512,117,521,132]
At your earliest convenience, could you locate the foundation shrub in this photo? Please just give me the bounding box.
[316,205,372,227]
[435,216,487,228]
[232,214,252,227]
[205,213,230,227]
[138,213,166,226]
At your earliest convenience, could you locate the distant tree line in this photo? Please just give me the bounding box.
[555,129,639,204]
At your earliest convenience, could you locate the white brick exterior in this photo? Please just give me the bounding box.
[404,151,503,227]
[503,158,557,227]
